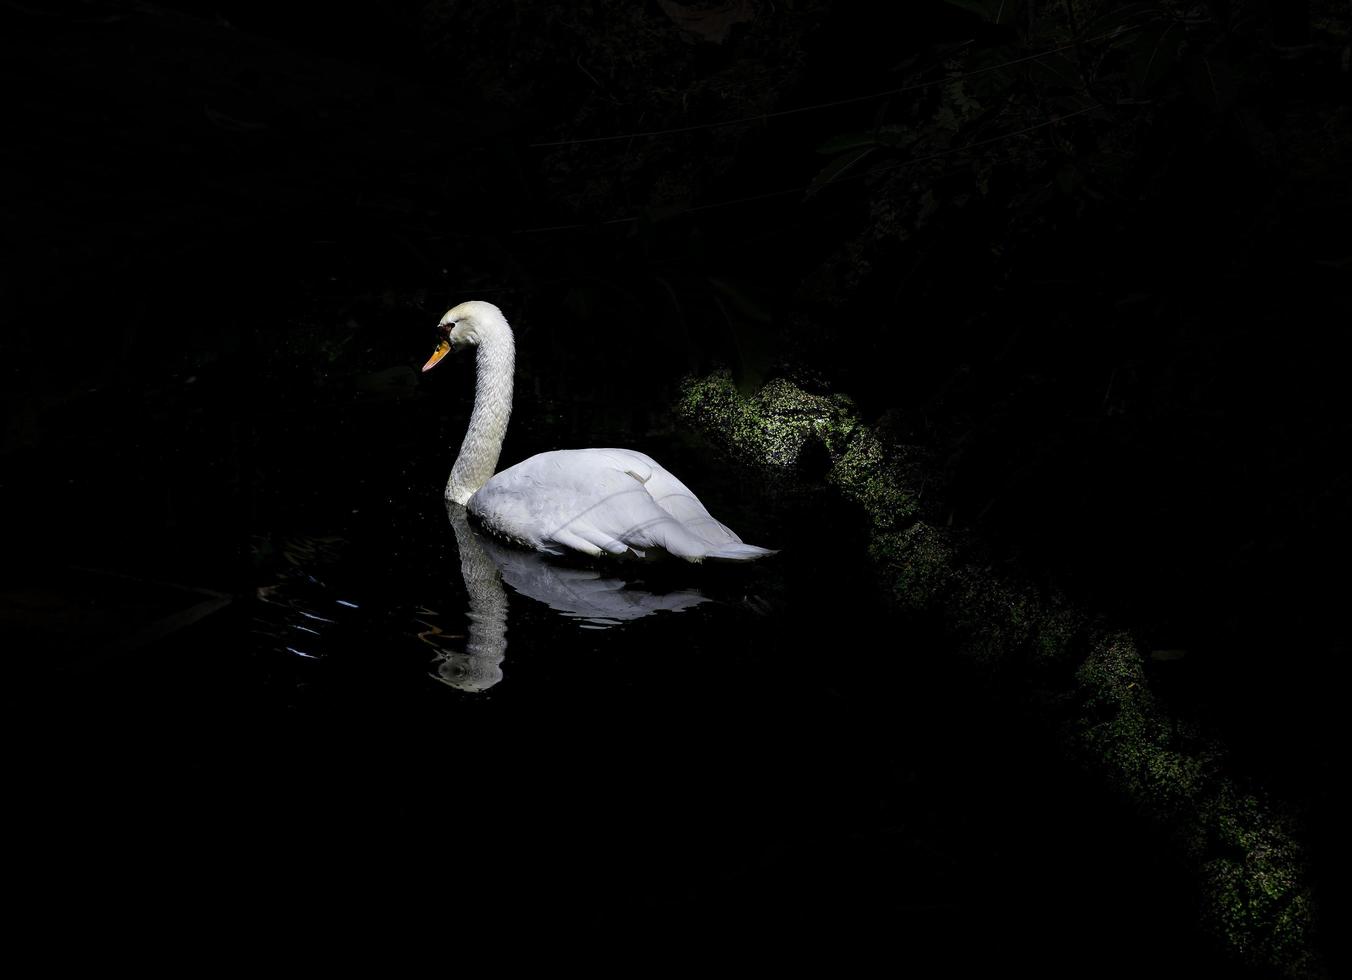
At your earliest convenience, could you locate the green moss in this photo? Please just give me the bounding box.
[828,429,920,531]
[676,371,1321,976]
[868,524,958,611]
[679,372,860,478]
[1071,633,1313,969]
[1030,606,1088,668]
[1071,634,1221,818]
[947,576,1041,665]
[1201,852,1316,976]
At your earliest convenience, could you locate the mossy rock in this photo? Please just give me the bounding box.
[677,371,1323,977]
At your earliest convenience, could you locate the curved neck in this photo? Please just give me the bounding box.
[447,330,514,504]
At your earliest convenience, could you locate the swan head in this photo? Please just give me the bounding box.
[422,300,510,372]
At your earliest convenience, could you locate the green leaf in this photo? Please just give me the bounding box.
[817,126,913,155]
[706,277,777,390]
[874,125,916,149]
[1028,51,1082,91]
[1150,648,1188,662]
[817,133,880,155]
[806,146,874,198]
[1130,20,1182,95]
[707,277,773,324]
[1193,55,1236,111]
[943,0,1019,25]
[1081,2,1165,40]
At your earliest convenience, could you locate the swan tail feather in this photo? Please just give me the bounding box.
[552,522,639,558]
[549,528,607,557]
[630,519,772,562]
[702,543,777,562]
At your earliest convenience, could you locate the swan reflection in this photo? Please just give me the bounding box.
[430,502,708,692]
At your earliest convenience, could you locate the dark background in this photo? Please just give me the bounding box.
[3,1,1349,972]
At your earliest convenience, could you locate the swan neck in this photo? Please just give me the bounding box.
[447,331,514,504]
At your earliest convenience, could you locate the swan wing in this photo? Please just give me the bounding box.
[468,449,772,561]
[602,449,747,549]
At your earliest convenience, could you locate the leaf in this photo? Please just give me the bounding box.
[1129,20,1182,95]
[817,133,880,155]
[1194,55,1236,111]
[1150,648,1188,662]
[203,104,266,133]
[707,278,777,390]
[943,0,1021,25]
[806,146,874,198]
[1028,51,1083,91]
[942,78,982,123]
[1081,2,1164,40]
[657,0,756,45]
[816,126,912,155]
[707,277,773,323]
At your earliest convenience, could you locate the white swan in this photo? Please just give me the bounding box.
[422,301,774,562]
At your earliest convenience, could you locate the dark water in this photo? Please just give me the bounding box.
[4,338,1233,973]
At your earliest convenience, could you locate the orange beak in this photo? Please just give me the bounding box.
[422,339,452,373]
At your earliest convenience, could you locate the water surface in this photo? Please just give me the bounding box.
[7,331,1223,972]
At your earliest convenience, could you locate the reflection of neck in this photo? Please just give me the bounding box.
[438,503,508,692]
[447,330,514,505]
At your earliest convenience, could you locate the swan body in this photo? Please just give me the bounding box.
[423,301,773,563]
[472,447,770,560]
